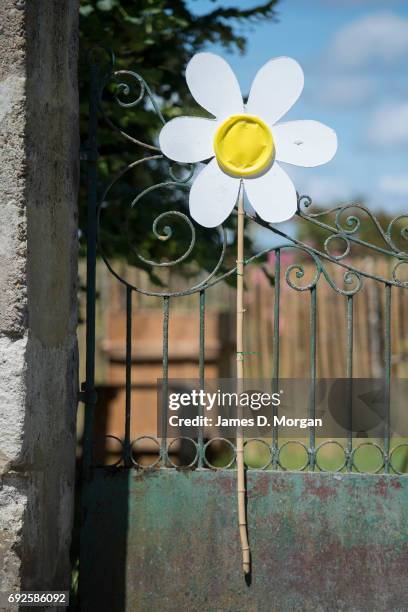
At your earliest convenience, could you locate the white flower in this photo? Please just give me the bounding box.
[159,53,337,228]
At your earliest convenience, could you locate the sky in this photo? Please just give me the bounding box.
[188,0,408,214]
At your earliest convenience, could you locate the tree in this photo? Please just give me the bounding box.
[79,0,280,285]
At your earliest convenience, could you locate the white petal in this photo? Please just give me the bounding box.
[186,53,243,118]
[274,120,337,167]
[159,116,217,163]
[246,57,304,126]
[190,159,240,228]
[244,163,297,223]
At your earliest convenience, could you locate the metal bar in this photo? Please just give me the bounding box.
[78,60,100,608]
[198,290,205,467]
[346,296,353,471]
[384,284,391,473]
[124,286,132,467]
[309,287,317,470]
[272,249,280,468]
[161,296,170,465]
[82,62,99,474]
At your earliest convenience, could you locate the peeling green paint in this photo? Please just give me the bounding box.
[80,469,408,611]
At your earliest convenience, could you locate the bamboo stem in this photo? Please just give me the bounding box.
[236,185,251,575]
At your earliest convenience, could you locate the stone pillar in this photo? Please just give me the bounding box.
[0,0,79,595]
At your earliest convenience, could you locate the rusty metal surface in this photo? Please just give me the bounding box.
[80,469,408,611]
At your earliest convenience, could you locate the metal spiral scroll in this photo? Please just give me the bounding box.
[283,245,363,295]
[97,160,228,297]
[298,196,408,286]
[96,63,408,295]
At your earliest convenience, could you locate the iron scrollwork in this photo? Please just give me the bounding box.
[86,58,408,474]
[95,63,408,297]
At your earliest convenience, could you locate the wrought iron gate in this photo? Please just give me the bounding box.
[78,59,408,611]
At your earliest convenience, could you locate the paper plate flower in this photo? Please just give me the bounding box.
[159,53,337,228]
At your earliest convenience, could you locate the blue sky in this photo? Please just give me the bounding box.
[188,0,408,214]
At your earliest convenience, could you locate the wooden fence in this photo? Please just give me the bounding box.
[77,255,408,458]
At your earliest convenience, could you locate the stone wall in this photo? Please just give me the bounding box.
[0,0,78,596]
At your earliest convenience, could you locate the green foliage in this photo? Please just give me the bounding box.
[79,0,279,283]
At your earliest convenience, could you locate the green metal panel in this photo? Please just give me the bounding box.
[80,469,408,611]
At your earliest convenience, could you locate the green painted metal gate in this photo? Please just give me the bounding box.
[78,60,408,611]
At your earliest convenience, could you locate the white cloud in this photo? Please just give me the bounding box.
[366,102,408,147]
[328,12,408,69]
[379,174,408,196]
[316,75,375,107]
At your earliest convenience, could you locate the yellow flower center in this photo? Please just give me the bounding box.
[213,114,274,177]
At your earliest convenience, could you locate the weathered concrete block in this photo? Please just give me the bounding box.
[0,0,78,598]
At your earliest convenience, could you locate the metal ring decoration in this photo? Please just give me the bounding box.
[277,440,310,471]
[166,437,199,469]
[95,435,124,468]
[168,161,196,184]
[389,443,408,475]
[315,440,347,473]
[243,438,272,470]
[392,260,408,287]
[324,234,351,261]
[130,436,162,469]
[351,442,385,474]
[203,438,236,469]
